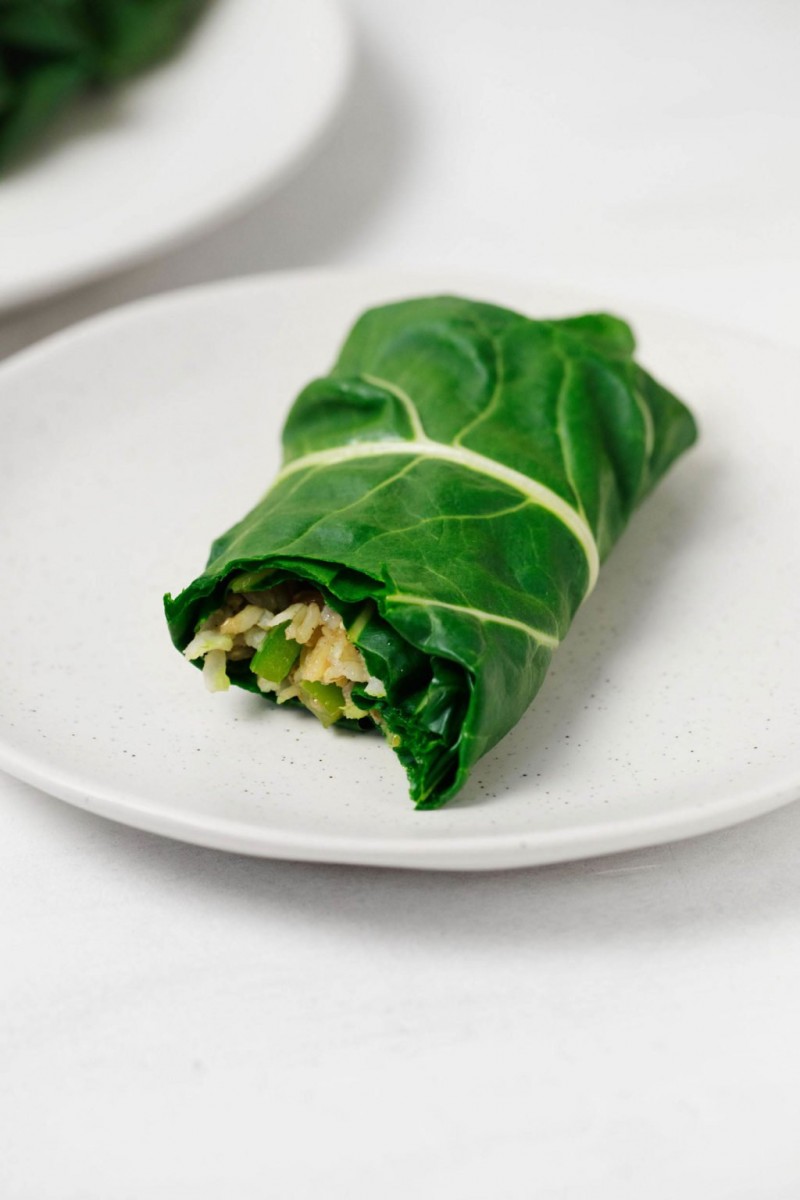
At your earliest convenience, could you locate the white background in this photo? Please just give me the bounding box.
[2,1,799,1196]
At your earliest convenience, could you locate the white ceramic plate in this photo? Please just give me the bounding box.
[0,270,798,869]
[0,0,350,313]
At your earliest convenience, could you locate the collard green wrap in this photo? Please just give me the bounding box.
[0,0,208,171]
[165,296,698,808]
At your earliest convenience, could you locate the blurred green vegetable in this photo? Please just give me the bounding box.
[0,0,209,171]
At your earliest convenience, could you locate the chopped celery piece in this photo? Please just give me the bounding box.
[249,620,300,683]
[298,681,344,728]
[346,601,373,643]
[229,568,274,594]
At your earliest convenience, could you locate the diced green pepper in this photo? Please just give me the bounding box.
[249,621,300,683]
[297,681,345,728]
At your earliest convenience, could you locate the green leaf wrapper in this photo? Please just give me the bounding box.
[164,296,698,808]
[0,0,209,171]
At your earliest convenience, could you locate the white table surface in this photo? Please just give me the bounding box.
[2,1,799,1196]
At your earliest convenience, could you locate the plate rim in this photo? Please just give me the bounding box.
[1,736,800,869]
[1,267,799,870]
[0,0,352,314]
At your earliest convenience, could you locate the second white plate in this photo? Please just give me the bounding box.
[0,270,798,868]
[0,0,350,312]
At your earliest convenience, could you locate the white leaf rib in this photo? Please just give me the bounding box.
[383,594,560,649]
[276,438,600,596]
[360,373,428,442]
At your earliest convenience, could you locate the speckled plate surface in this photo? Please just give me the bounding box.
[0,270,798,869]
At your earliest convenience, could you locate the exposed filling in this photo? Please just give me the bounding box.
[182,579,387,730]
